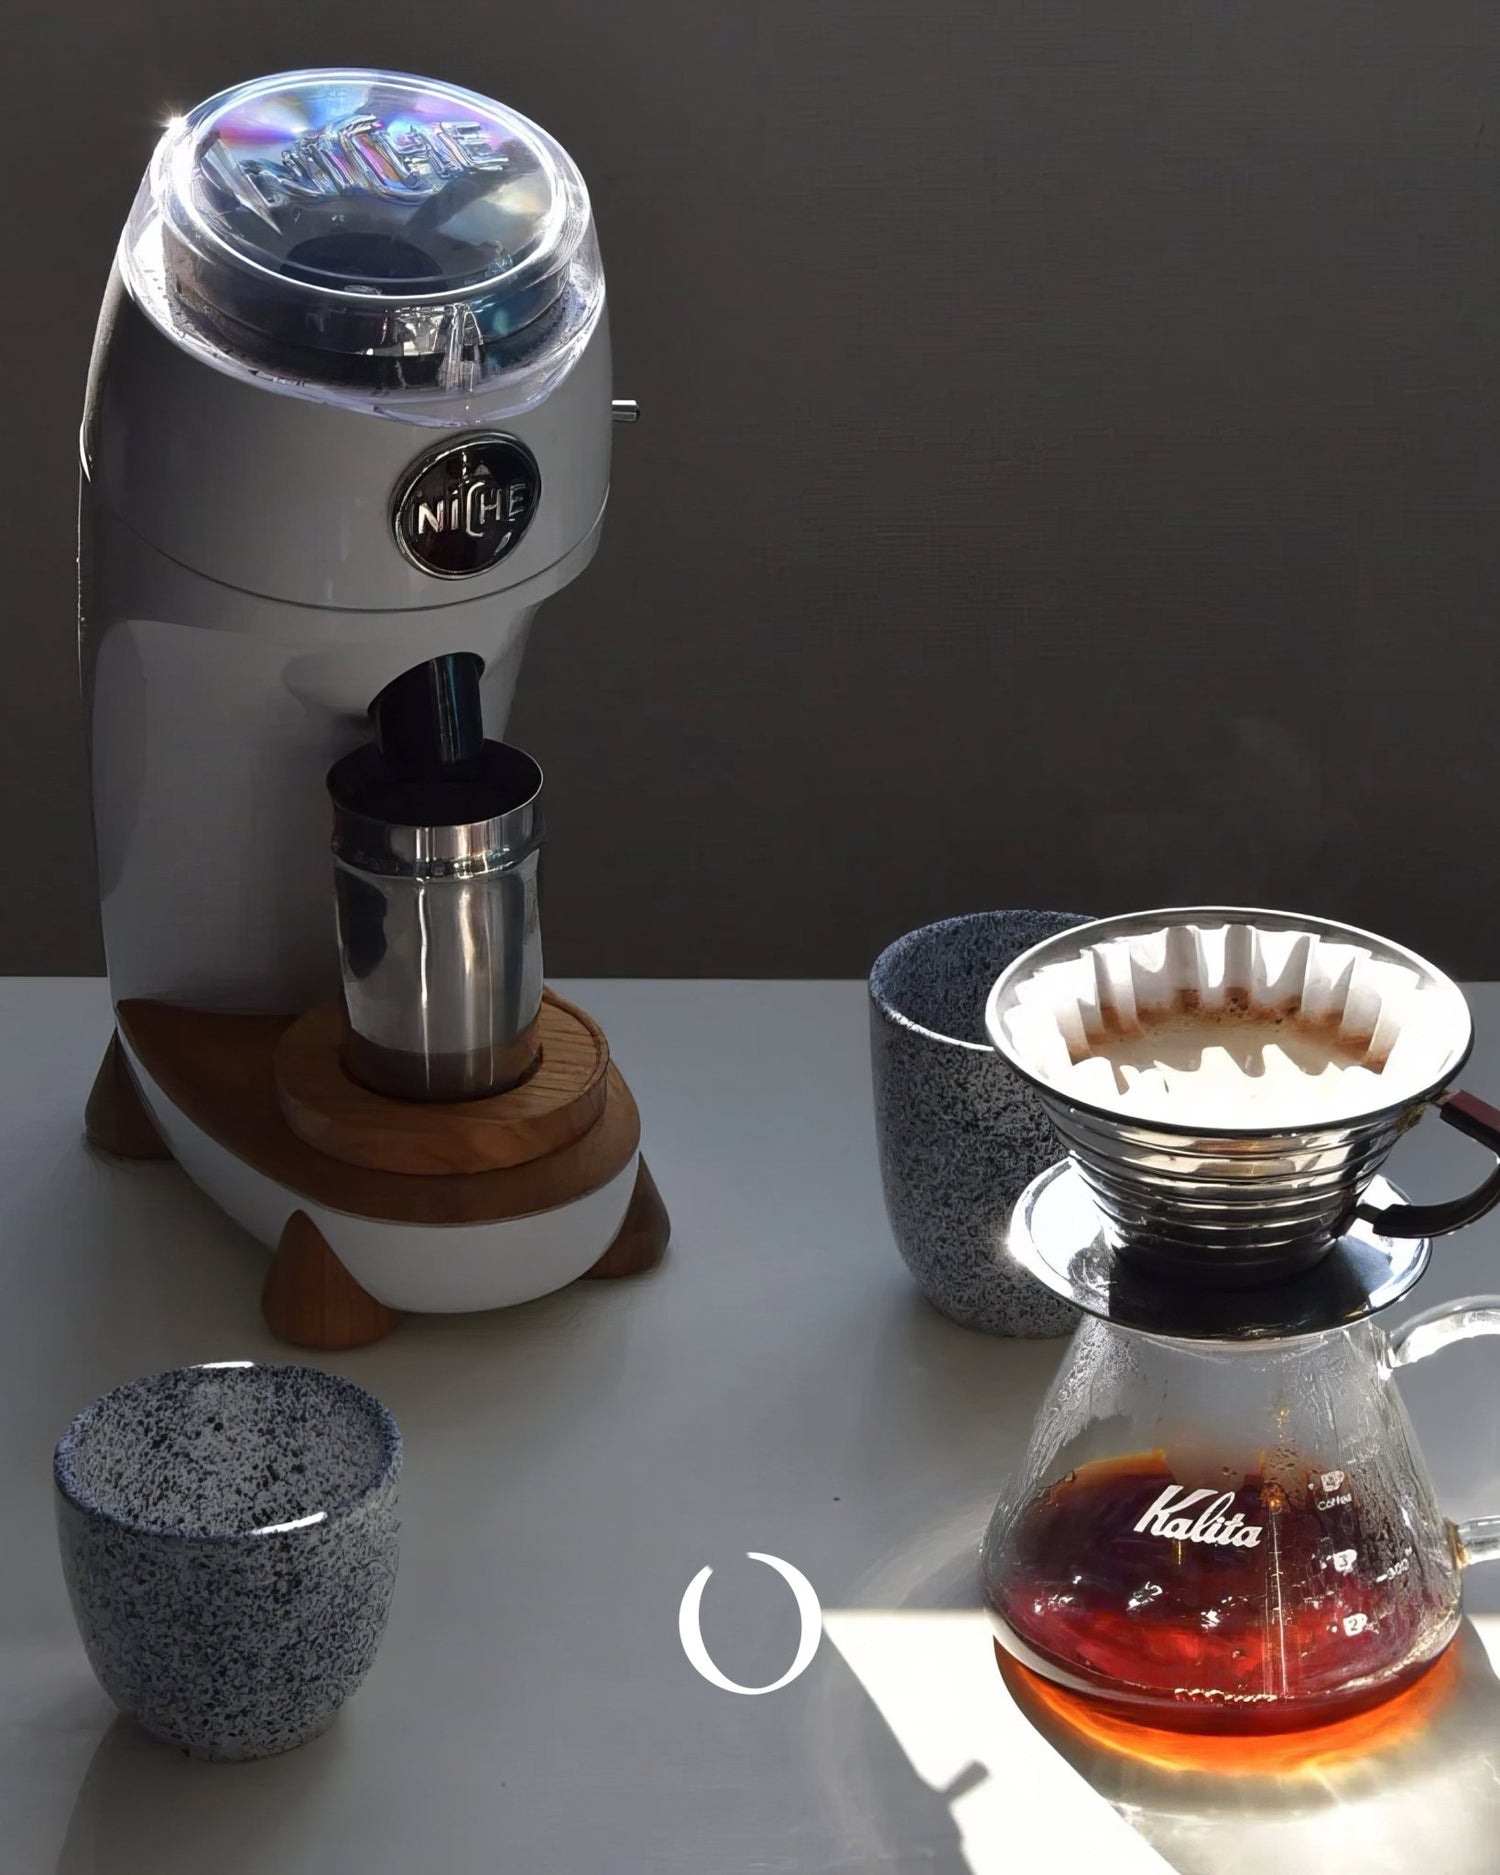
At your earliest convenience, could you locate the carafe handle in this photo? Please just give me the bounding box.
[1356,1092,1500,1239]
[1387,1293,1500,1566]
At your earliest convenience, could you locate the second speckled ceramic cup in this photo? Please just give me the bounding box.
[54,1361,401,1760]
[870,911,1092,1335]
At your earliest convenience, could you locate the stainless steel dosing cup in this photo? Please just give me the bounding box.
[328,741,544,1102]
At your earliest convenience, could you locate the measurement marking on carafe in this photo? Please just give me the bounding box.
[1311,1467,1353,1510]
[1267,1487,1290,1696]
[1329,1547,1358,1574]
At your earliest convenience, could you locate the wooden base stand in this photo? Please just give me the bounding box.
[275,993,612,1176]
[89,997,672,1351]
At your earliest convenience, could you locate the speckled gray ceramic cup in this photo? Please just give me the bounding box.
[54,1361,401,1761]
[870,911,1092,1335]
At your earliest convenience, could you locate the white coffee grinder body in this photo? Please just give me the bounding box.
[80,70,664,1340]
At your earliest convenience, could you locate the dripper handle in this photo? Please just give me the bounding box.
[1355,1091,1500,1240]
[1388,1294,1500,1568]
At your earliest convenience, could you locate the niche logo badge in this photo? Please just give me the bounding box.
[393,434,540,578]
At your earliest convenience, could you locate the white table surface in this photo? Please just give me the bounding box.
[6,977,1500,1875]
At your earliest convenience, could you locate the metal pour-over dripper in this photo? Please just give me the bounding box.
[986,908,1500,1286]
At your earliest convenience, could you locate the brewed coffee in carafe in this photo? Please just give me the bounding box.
[980,1311,1499,1732]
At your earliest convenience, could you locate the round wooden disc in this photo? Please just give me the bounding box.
[274,990,611,1176]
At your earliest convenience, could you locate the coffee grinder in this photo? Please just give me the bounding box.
[80,69,667,1347]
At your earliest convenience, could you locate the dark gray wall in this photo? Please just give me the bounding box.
[7,5,1500,977]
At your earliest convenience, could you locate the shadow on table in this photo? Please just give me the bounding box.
[793,1647,975,1875]
[996,1618,1500,1875]
[54,1712,345,1875]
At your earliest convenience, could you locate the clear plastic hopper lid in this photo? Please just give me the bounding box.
[120,69,604,414]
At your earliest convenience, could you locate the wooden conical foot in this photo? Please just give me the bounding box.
[85,1032,172,1161]
[584,1158,671,1279]
[262,1210,404,1349]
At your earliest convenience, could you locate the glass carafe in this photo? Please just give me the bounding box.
[982,1296,1500,1733]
